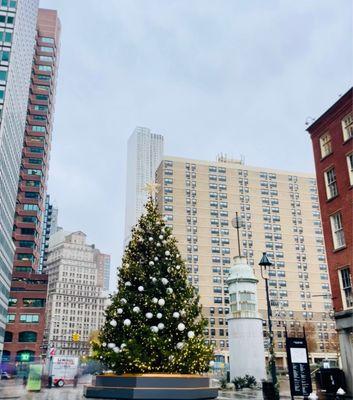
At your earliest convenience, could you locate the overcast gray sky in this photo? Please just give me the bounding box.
[40,0,352,290]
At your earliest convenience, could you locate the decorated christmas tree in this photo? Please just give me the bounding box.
[92,189,213,374]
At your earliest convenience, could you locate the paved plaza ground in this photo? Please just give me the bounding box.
[0,377,294,400]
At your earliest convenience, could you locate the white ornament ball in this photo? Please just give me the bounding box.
[156,242,161,247]
[187,331,195,339]
[173,312,180,319]
[161,278,168,285]
[125,281,132,287]
[209,361,215,367]
[102,342,107,347]
[158,299,165,306]
[166,288,173,294]
[107,343,116,349]
[133,306,140,313]
[159,235,164,240]
[123,319,131,326]
[163,240,167,245]
[152,297,158,304]
[121,298,127,304]
[117,308,123,314]
[176,265,181,270]
[157,323,165,330]
[149,261,154,266]
[176,342,184,350]
[151,277,157,283]
[154,256,159,261]
[165,250,170,256]
[168,355,174,361]
[109,319,117,327]
[120,343,126,349]
[113,347,120,353]
[151,326,159,333]
[177,323,185,331]
[157,313,162,319]
[145,312,153,319]
[138,286,144,292]
[149,237,154,242]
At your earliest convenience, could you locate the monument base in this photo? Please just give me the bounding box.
[83,374,218,399]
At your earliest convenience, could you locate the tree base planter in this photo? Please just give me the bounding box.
[83,374,218,399]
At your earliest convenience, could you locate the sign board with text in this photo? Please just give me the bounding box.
[286,336,312,397]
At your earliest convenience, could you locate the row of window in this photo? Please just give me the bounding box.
[319,113,353,158]
[5,331,37,343]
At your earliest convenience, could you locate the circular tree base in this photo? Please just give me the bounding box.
[83,373,218,399]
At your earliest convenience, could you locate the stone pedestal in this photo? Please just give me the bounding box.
[228,317,266,382]
[83,374,218,399]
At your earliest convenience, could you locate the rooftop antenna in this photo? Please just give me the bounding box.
[231,212,243,257]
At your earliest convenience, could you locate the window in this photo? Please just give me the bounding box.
[23,298,45,307]
[19,331,37,342]
[339,268,353,309]
[7,314,15,323]
[325,168,338,199]
[40,46,53,53]
[38,65,52,72]
[20,314,39,323]
[32,125,46,133]
[0,69,6,81]
[330,212,345,249]
[342,113,353,141]
[320,133,332,158]
[1,50,9,61]
[4,331,12,342]
[347,153,353,185]
[41,37,54,44]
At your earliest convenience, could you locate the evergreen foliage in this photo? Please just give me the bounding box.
[92,197,213,374]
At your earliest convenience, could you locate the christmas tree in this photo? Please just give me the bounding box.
[92,193,214,374]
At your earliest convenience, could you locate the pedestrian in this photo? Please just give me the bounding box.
[48,374,52,388]
[73,374,78,388]
[22,374,28,387]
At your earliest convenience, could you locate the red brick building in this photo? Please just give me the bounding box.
[307,87,353,394]
[2,9,60,365]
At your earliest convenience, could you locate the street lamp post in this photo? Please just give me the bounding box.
[259,252,279,399]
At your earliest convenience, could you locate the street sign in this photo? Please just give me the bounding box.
[286,336,312,397]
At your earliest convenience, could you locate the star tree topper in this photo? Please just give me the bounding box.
[144,182,160,198]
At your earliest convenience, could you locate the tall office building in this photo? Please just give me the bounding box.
[96,252,111,292]
[2,9,60,364]
[45,231,107,356]
[124,127,164,242]
[0,0,39,357]
[307,88,353,394]
[156,156,337,367]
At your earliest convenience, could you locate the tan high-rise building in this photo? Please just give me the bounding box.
[156,155,337,367]
[45,231,107,356]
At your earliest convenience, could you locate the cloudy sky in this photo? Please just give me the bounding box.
[40,0,352,290]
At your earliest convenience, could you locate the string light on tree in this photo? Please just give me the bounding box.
[91,195,213,374]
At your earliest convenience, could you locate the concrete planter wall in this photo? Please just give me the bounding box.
[84,373,218,399]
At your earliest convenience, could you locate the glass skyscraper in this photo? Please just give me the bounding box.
[0,0,39,356]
